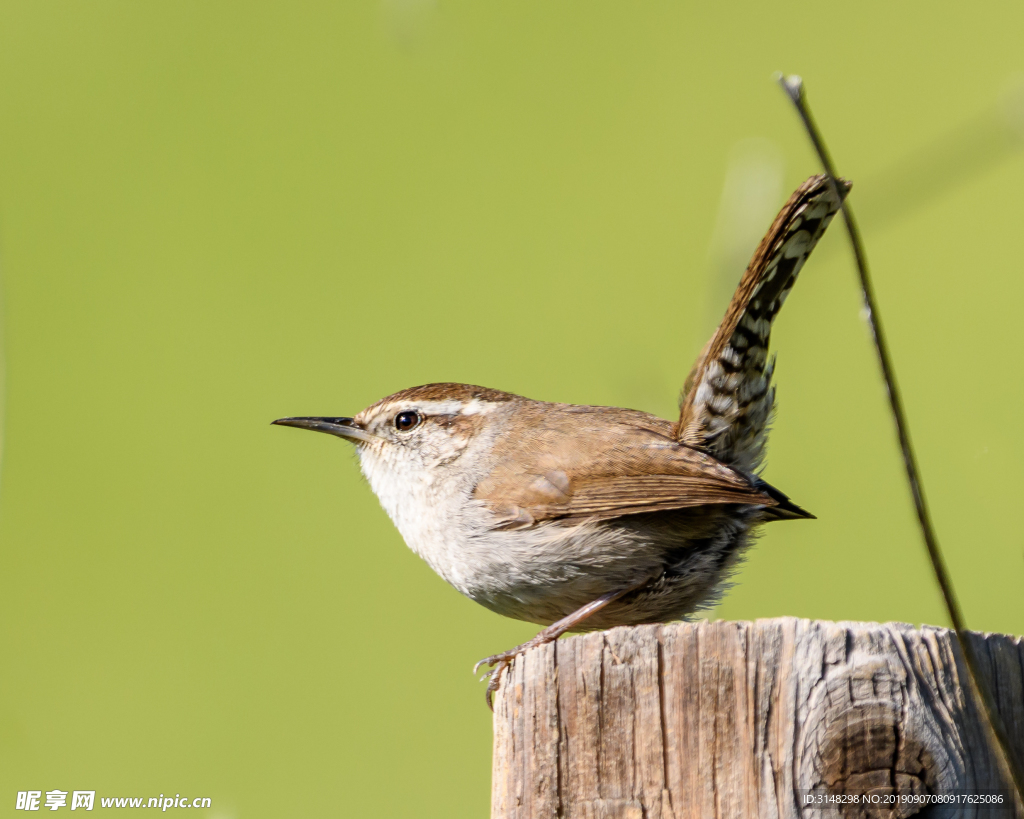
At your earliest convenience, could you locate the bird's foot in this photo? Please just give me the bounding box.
[473,645,531,711]
[477,658,512,711]
[472,587,641,710]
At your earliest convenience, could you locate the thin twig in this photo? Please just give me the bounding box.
[776,72,1024,808]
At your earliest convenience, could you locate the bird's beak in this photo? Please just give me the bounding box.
[271,416,377,444]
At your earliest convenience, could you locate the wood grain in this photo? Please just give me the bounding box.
[491,618,1024,819]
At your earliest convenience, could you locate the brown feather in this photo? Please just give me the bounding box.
[675,174,850,471]
[472,403,776,528]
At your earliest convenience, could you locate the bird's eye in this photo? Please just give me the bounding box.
[394,410,421,432]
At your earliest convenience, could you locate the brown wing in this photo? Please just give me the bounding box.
[472,404,784,529]
[675,174,849,473]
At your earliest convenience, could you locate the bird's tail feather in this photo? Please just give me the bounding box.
[675,174,849,473]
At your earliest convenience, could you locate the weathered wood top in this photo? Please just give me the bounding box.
[492,618,1024,819]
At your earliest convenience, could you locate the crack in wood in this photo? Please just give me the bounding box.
[492,618,1024,819]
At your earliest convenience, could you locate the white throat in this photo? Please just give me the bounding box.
[354,413,504,595]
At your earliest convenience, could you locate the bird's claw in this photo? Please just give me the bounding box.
[478,666,498,683]
[473,652,517,710]
[473,651,511,676]
[484,658,511,711]
[472,657,490,676]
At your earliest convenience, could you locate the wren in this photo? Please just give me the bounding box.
[275,174,849,707]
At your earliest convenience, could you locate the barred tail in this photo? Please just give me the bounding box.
[675,174,849,473]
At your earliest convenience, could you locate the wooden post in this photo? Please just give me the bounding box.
[491,618,1024,818]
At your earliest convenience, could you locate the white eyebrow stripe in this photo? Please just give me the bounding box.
[459,399,493,416]
[420,400,469,416]
[384,399,494,417]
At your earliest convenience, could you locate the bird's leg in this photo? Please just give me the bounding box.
[474,585,640,710]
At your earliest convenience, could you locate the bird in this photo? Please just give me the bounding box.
[274,174,849,707]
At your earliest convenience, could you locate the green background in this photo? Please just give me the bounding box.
[1,2,1022,816]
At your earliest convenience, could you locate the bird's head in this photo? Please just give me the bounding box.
[273,382,518,479]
